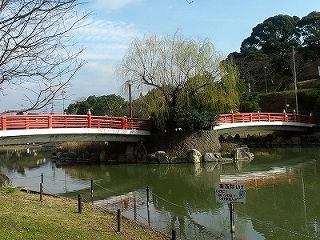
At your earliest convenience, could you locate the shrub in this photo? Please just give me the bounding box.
[175,110,218,131]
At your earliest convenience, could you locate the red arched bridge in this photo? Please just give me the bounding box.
[215,112,316,132]
[0,112,316,144]
[0,114,151,145]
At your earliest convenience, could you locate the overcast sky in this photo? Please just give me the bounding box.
[1,0,319,113]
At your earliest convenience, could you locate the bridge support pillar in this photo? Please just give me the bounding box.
[125,143,137,162]
[125,142,147,163]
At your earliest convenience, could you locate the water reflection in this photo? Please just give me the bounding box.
[0,148,319,239]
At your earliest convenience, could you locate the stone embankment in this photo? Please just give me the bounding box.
[147,147,253,164]
[146,130,254,164]
[220,132,320,147]
[53,130,254,164]
[0,173,11,186]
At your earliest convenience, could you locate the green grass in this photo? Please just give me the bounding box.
[0,145,33,152]
[296,78,320,90]
[0,188,168,240]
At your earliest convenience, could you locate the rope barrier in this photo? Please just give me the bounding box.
[11,175,41,180]
[9,166,317,240]
[17,185,40,189]
[152,192,187,209]
[13,172,316,240]
[93,182,121,195]
[42,187,58,196]
[43,175,92,184]
[136,212,149,222]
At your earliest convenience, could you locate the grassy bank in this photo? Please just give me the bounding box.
[0,187,168,240]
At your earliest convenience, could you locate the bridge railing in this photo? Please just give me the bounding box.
[0,114,151,131]
[216,112,316,125]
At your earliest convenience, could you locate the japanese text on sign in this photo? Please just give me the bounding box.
[215,183,246,204]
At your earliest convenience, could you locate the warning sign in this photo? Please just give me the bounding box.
[215,183,246,204]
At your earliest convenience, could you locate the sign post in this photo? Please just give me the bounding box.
[215,182,246,235]
[229,203,235,234]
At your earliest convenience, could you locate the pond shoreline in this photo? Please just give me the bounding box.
[0,187,169,240]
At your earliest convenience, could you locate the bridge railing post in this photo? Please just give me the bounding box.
[283,110,288,122]
[122,116,128,129]
[249,113,252,122]
[231,112,234,123]
[1,115,7,130]
[87,109,92,128]
[309,113,316,124]
[25,117,29,129]
[293,110,297,122]
[48,115,53,128]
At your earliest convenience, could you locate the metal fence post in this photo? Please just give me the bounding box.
[40,183,43,201]
[117,209,121,232]
[229,203,235,234]
[90,178,94,205]
[78,194,82,213]
[172,229,176,240]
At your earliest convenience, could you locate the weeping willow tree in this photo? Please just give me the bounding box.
[183,60,240,113]
[120,34,240,132]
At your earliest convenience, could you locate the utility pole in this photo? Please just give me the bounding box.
[264,66,267,93]
[292,46,299,114]
[62,90,65,113]
[128,81,133,118]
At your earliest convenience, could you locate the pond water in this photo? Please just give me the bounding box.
[0,147,319,240]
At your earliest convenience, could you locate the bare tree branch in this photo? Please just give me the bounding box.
[0,0,86,114]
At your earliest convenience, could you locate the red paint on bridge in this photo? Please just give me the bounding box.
[0,112,316,132]
[217,112,316,125]
[0,114,151,131]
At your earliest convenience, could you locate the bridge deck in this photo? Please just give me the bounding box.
[217,112,315,125]
[0,114,151,131]
[0,114,151,144]
[0,112,316,142]
[215,112,316,132]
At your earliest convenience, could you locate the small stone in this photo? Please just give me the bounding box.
[187,149,202,163]
[155,151,169,163]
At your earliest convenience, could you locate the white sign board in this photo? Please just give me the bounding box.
[215,183,246,204]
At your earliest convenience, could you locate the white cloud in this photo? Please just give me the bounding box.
[80,43,128,61]
[94,0,143,10]
[75,17,141,43]
[78,18,141,42]
[74,17,142,62]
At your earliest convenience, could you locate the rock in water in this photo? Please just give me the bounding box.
[155,151,169,163]
[187,149,202,163]
[204,152,222,162]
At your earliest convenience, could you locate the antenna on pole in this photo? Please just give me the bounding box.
[128,81,133,118]
[292,46,299,114]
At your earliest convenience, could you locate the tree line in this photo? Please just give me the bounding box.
[229,11,320,93]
